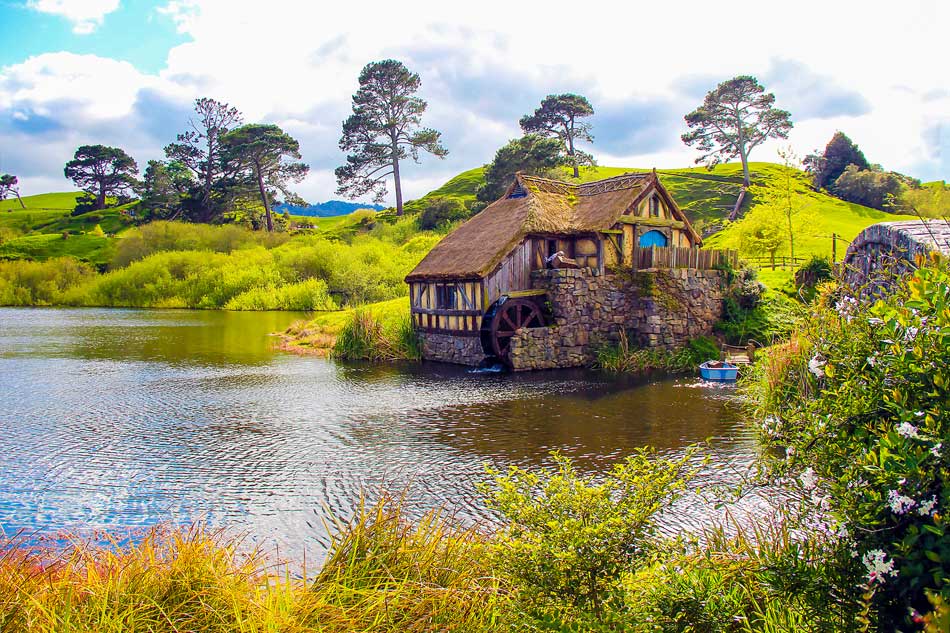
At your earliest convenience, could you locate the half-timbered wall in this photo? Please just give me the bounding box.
[409,279,484,335]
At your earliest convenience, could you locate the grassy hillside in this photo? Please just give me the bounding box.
[402,167,485,214]
[396,162,895,236]
[0,233,115,264]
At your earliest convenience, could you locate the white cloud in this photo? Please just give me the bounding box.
[27,0,120,34]
[4,0,950,199]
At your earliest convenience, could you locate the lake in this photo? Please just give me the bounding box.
[0,307,767,562]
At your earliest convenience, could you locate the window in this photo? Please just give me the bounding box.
[436,284,457,310]
[649,196,661,217]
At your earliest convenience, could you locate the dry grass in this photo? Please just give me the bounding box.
[0,496,505,632]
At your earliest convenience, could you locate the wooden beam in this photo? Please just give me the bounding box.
[616,217,685,228]
[411,307,484,317]
[506,289,547,298]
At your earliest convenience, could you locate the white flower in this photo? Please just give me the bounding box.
[808,355,826,379]
[836,296,858,323]
[888,490,916,514]
[916,411,926,418]
[905,326,919,341]
[931,443,942,458]
[867,355,877,367]
[868,317,884,326]
[800,467,818,490]
[897,422,920,439]
[918,496,938,517]
[862,549,898,584]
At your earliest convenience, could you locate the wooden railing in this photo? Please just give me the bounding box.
[632,246,738,271]
[744,256,807,270]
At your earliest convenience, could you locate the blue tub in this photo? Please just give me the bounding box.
[699,361,739,382]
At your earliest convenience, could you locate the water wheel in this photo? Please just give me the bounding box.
[479,297,546,361]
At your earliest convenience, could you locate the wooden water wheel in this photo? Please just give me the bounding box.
[479,297,547,361]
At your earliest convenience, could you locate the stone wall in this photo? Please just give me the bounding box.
[418,331,484,366]
[508,268,725,371]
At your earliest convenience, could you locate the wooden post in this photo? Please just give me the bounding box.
[832,232,837,263]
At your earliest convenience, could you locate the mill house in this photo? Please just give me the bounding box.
[404,171,736,369]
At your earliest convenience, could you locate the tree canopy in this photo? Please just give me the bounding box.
[804,131,869,190]
[682,76,792,187]
[519,94,594,178]
[164,97,242,222]
[141,160,193,220]
[832,164,903,211]
[335,59,448,216]
[221,124,308,232]
[476,134,566,208]
[64,145,139,211]
[0,174,24,209]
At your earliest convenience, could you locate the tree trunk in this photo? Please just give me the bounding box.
[567,134,579,178]
[739,148,751,188]
[203,135,214,220]
[15,191,25,209]
[255,163,273,232]
[788,214,795,262]
[393,155,403,216]
[97,183,106,210]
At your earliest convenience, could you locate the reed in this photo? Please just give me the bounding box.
[331,310,422,361]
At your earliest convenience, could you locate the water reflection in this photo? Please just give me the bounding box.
[0,307,764,562]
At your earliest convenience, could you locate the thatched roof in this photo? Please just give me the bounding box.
[405,171,701,282]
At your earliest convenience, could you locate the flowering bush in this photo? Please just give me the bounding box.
[747,253,950,627]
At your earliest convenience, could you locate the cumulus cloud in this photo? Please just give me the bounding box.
[3,0,949,199]
[27,0,120,34]
[763,58,871,121]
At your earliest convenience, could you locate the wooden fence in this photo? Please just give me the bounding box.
[744,256,807,270]
[632,246,738,271]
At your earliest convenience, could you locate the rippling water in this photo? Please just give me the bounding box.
[0,307,767,561]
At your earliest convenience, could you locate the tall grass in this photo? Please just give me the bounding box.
[593,331,717,374]
[0,496,505,632]
[332,310,421,361]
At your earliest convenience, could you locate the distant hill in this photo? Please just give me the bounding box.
[275,200,386,217]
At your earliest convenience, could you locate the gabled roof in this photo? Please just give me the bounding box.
[405,171,701,282]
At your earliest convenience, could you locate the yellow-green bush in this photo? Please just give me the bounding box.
[0,257,96,306]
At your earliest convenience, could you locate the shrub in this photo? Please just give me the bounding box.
[349,209,377,226]
[715,293,802,345]
[111,221,289,268]
[0,257,96,305]
[832,164,903,211]
[223,278,336,311]
[477,449,701,618]
[418,197,468,230]
[89,223,106,237]
[795,255,834,290]
[746,254,950,628]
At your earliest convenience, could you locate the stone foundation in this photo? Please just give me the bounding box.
[418,331,484,366]
[508,268,725,371]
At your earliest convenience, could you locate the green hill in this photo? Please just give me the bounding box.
[1,192,134,235]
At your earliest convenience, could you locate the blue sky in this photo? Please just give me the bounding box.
[0,1,187,73]
[1,0,948,203]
